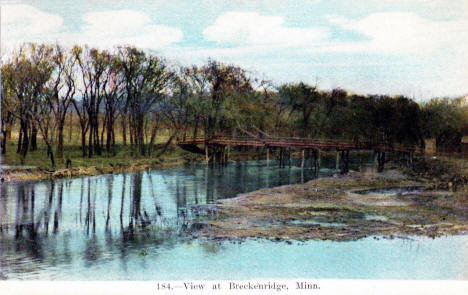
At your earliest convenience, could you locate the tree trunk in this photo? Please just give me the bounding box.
[68,108,73,142]
[111,126,115,149]
[94,116,101,156]
[45,141,56,168]
[81,128,87,157]
[57,119,65,159]
[147,121,158,157]
[88,121,93,158]
[155,131,177,158]
[106,116,112,154]
[6,116,12,140]
[140,119,145,156]
[129,118,134,149]
[122,116,127,146]
[17,124,23,154]
[192,121,199,139]
[101,114,107,150]
[1,128,6,154]
[377,152,386,173]
[20,121,29,163]
[138,117,145,156]
[30,125,38,151]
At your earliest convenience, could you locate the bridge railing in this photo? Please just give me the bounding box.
[177,136,418,153]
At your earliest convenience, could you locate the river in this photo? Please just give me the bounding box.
[0,157,467,280]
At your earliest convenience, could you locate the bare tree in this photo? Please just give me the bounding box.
[102,53,123,155]
[117,46,172,156]
[48,44,77,159]
[74,46,109,157]
[2,43,54,162]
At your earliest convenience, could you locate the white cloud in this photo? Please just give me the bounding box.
[1,4,64,47]
[1,6,183,51]
[319,12,468,98]
[203,12,329,47]
[82,10,152,37]
[75,10,183,49]
[339,0,468,19]
[392,0,467,10]
[326,12,468,55]
[190,11,468,99]
[2,4,466,98]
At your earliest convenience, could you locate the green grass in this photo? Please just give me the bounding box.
[2,139,201,171]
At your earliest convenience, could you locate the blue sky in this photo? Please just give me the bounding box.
[2,0,468,99]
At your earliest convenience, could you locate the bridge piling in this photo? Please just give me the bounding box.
[178,137,420,172]
[310,149,317,171]
[266,148,270,165]
[216,145,226,165]
[279,148,283,167]
[341,150,350,174]
[304,149,309,168]
[336,151,340,170]
[278,147,289,167]
[316,149,321,171]
[358,152,362,171]
[281,148,285,167]
[225,145,230,165]
[376,151,386,172]
[301,150,305,168]
[277,148,283,167]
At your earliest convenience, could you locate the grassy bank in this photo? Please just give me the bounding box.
[0,140,266,181]
[1,141,205,181]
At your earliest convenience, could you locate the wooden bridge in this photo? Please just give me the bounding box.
[177,136,420,172]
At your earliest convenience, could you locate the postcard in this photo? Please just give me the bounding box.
[0,1,467,294]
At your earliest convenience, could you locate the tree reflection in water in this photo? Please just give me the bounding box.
[0,171,214,265]
[0,161,326,279]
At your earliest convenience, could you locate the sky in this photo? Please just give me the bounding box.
[1,0,468,99]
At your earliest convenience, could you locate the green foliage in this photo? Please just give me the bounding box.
[279,82,321,137]
[2,42,468,170]
[421,97,468,149]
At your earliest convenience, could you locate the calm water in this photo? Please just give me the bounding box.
[0,158,467,280]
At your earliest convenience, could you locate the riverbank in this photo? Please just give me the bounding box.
[200,158,468,241]
[0,144,203,182]
[1,144,271,182]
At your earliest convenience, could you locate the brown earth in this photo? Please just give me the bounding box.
[199,169,468,241]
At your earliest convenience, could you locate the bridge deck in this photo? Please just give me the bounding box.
[178,137,418,153]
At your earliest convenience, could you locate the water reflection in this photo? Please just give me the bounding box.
[4,157,460,280]
[0,161,333,278]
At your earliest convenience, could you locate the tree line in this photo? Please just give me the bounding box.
[1,43,467,167]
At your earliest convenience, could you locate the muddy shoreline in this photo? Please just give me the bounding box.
[2,158,189,182]
[199,168,468,241]
[1,150,264,182]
